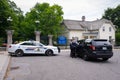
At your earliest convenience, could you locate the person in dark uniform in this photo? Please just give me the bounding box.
[70,39,78,58]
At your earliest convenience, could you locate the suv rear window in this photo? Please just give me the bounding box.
[92,40,111,45]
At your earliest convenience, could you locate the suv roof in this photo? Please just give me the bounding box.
[85,39,108,42]
[78,39,109,44]
[92,39,108,41]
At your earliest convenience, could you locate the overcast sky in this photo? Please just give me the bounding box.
[11,0,120,21]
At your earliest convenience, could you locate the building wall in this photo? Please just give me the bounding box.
[99,23,115,41]
[68,30,84,40]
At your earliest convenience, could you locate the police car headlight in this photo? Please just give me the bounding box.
[53,48,58,50]
[44,48,47,49]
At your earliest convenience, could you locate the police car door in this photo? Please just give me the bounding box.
[33,42,45,54]
[20,42,37,54]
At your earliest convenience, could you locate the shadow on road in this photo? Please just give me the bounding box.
[11,54,59,57]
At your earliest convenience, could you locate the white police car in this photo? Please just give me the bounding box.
[8,41,60,57]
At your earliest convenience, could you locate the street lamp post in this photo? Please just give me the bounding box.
[48,34,53,45]
[35,20,40,31]
[7,16,13,29]
[34,20,41,42]
[6,16,14,51]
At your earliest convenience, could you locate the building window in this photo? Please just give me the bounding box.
[90,36,96,39]
[84,36,88,39]
[109,27,112,32]
[72,37,78,41]
[103,26,105,31]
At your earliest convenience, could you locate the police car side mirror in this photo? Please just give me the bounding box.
[39,45,43,47]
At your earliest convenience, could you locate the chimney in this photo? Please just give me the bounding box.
[82,16,85,21]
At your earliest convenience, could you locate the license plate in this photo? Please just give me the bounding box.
[103,47,107,50]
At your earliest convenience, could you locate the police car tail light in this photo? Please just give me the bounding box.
[9,45,12,48]
[90,45,95,50]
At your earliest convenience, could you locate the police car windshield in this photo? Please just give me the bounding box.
[20,41,45,46]
[35,42,44,46]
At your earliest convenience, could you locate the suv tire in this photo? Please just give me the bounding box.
[83,54,89,61]
[102,58,109,61]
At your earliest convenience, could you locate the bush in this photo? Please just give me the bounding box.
[115,33,120,45]
[0,38,3,46]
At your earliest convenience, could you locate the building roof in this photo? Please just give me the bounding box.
[63,20,84,30]
[63,19,115,31]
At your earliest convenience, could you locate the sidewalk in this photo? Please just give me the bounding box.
[0,51,10,80]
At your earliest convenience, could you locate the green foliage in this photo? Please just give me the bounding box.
[0,0,11,38]
[102,5,120,29]
[115,33,120,45]
[25,3,64,39]
[0,38,3,46]
[0,1,64,42]
[0,0,23,40]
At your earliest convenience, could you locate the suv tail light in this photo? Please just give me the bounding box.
[90,45,95,50]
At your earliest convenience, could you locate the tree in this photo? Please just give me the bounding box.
[115,33,120,45]
[8,0,25,41]
[25,3,64,39]
[102,5,120,30]
[0,1,64,44]
[0,0,11,38]
[102,5,120,45]
[0,0,24,43]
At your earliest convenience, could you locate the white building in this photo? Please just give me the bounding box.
[62,16,116,43]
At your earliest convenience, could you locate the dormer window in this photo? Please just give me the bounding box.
[103,26,105,31]
[109,27,112,32]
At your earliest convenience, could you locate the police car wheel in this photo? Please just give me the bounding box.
[9,53,13,56]
[45,50,53,56]
[15,50,24,57]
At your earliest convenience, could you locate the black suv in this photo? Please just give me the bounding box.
[75,39,113,61]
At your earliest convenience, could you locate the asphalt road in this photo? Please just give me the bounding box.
[5,49,120,80]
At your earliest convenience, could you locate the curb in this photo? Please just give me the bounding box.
[61,49,70,51]
[0,53,11,80]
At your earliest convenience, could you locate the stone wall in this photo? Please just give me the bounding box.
[0,47,6,51]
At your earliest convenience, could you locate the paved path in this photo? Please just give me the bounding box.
[0,51,10,80]
[5,49,120,80]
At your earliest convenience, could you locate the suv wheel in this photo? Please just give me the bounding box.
[102,58,109,61]
[15,50,24,57]
[83,54,89,61]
